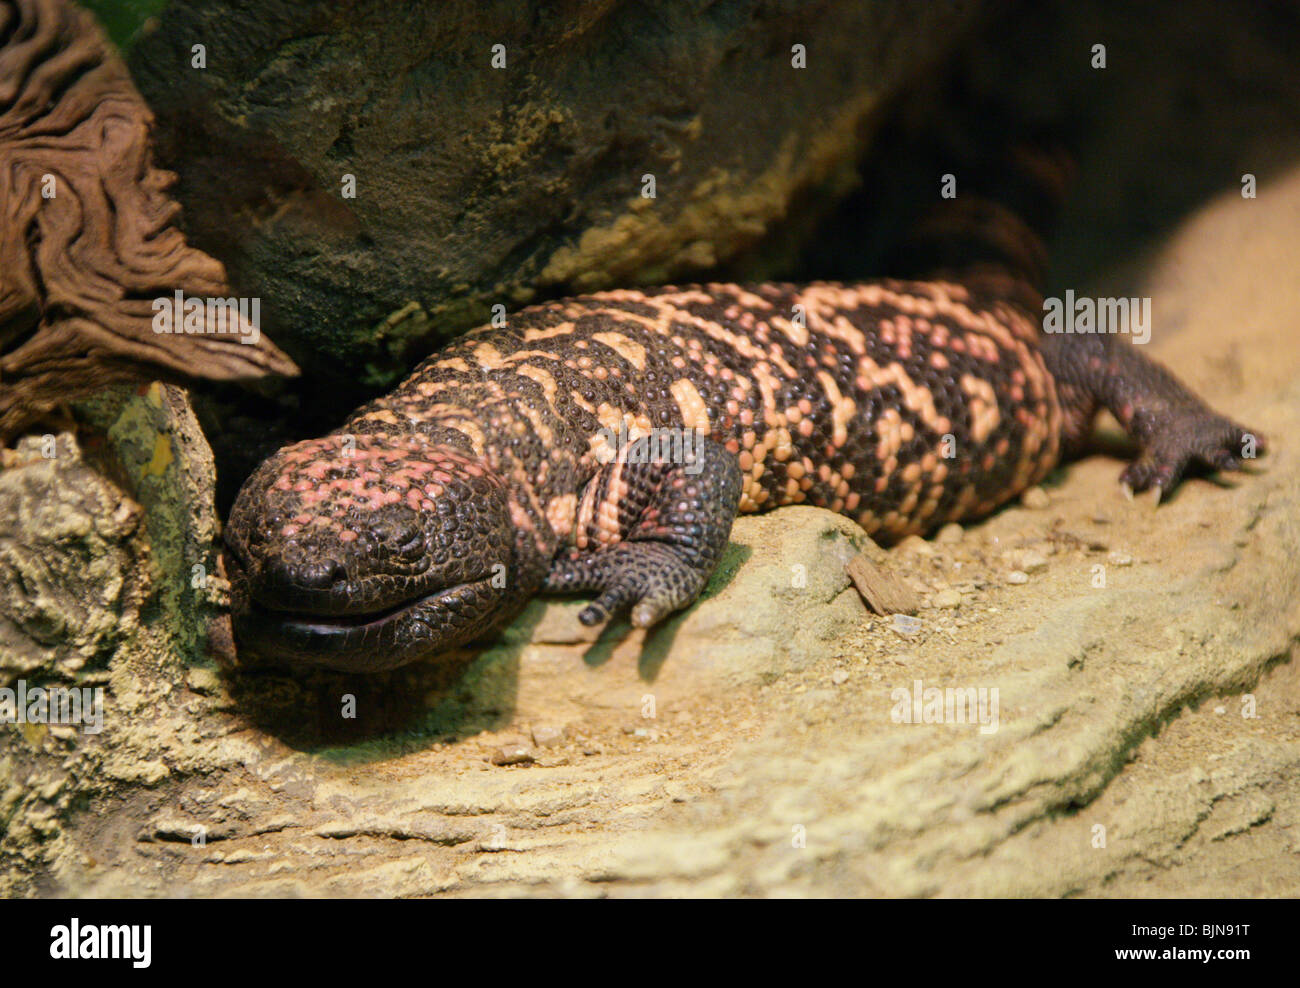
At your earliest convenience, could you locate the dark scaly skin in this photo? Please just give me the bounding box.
[225,275,1263,673]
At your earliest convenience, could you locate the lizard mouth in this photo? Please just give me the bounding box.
[231,572,501,673]
[262,580,486,632]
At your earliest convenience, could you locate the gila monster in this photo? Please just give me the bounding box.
[225,258,1263,672]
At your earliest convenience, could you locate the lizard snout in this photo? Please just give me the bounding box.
[225,431,521,670]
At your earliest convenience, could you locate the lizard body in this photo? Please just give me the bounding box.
[226,275,1260,671]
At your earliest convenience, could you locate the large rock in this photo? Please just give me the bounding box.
[0,434,143,682]
[125,0,983,401]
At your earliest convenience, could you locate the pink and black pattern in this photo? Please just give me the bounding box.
[225,268,1261,672]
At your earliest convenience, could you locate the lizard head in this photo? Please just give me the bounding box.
[225,431,516,672]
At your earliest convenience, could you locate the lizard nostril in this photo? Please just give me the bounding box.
[314,559,348,589]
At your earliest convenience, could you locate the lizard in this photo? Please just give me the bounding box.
[224,149,1265,674]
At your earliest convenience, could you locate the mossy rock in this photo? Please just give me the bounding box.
[127,0,984,402]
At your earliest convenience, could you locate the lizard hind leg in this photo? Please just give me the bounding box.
[1041,331,1266,499]
[545,434,742,629]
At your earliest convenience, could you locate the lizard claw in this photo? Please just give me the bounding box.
[573,542,710,629]
[1120,411,1265,498]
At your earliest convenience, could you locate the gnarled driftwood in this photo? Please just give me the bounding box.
[0,0,297,440]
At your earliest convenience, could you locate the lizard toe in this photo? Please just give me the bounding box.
[1120,412,1264,498]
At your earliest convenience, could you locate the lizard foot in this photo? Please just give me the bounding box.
[548,541,715,629]
[1120,405,1265,500]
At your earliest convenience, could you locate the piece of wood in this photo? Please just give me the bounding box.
[846,550,921,615]
[0,0,297,440]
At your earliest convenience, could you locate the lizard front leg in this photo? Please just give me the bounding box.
[545,435,742,629]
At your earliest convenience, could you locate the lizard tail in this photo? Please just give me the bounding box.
[889,137,1077,313]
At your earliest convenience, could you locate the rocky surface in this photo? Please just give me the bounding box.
[124,0,981,402]
[2,156,1299,893]
[0,433,143,683]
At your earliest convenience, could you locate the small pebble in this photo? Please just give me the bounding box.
[186,668,221,695]
[1022,486,1051,509]
[831,668,849,685]
[933,588,963,608]
[1011,550,1049,573]
[1006,570,1030,585]
[491,743,534,766]
[897,534,935,556]
[935,523,964,544]
[1108,551,1133,566]
[531,724,564,748]
[892,614,924,636]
